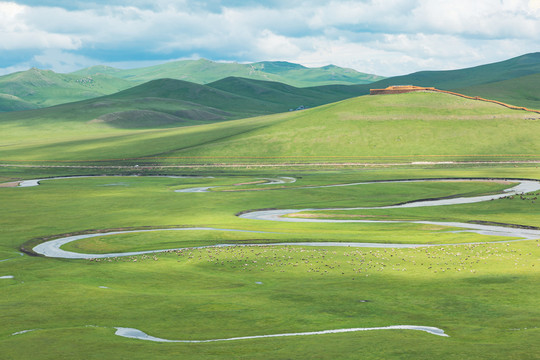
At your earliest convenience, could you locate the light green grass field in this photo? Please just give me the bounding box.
[1,92,539,165]
[1,166,539,359]
[1,90,539,359]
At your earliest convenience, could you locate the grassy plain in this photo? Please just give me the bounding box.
[1,92,539,165]
[1,165,539,359]
[1,88,539,359]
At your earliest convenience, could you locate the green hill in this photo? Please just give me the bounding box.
[0,68,134,110]
[207,76,362,108]
[0,60,382,112]
[157,91,540,162]
[368,52,540,90]
[0,77,365,130]
[454,73,540,110]
[0,93,37,112]
[1,91,538,164]
[3,53,539,113]
[74,59,384,87]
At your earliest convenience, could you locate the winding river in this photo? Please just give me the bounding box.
[30,178,540,259]
[114,324,449,342]
[18,175,212,188]
[17,176,540,343]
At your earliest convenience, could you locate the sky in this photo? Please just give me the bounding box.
[1,0,540,76]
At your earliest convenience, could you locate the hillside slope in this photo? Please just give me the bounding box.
[368,52,540,91]
[2,53,538,113]
[160,92,540,162]
[75,59,384,87]
[0,94,37,112]
[0,77,365,130]
[1,92,538,164]
[0,68,134,110]
[455,73,540,110]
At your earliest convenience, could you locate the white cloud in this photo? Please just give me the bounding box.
[32,49,96,73]
[0,0,539,76]
[0,2,81,50]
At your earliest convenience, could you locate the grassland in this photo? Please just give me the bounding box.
[74,59,384,87]
[0,77,364,134]
[3,52,540,115]
[1,86,539,359]
[456,73,540,110]
[0,68,134,111]
[0,165,539,359]
[0,60,382,112]
[1,91,538,165]
[370,52,540,91]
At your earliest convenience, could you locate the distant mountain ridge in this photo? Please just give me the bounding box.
[1,52,539,113]
[1,91,538,164]
[0,59,384,112]
[0,77,365,129]
[367,52,540,90]
[0,68,134,111]
[359,52,540,109]
[73,59,384,87]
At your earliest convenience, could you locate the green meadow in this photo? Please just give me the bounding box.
[1,87,539,359]
[1,92,539,165]
[1,165,539,359]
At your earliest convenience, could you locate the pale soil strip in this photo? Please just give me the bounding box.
[288,213,384,218]
[1,160,540,170]
[0,181,20,187]
[178,177,297,192]
[114,325,449,343]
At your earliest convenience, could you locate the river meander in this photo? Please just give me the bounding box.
[30,178,540,259]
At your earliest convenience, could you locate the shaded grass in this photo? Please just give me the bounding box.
[1,241,539,359]
[1,92,539,165]
[1,167,539,359]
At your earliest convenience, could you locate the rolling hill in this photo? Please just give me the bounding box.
[1,91,538,164]
[2,53,539,113]
[0,77,365,130]
[368,52,540,91]
[351,52,540,109]
[0,68,134,111]
[0,60,382,112]
[153,91,540,162]
[0,93,37,112]
[74,59,384,87]
[455,73,540,110]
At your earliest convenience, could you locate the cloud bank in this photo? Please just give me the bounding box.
[1,0,539,76]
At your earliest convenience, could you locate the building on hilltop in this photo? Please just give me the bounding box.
[370,85,436,95]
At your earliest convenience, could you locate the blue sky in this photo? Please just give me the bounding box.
[1,0,539,76]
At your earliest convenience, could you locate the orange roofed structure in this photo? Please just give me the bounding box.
[370,85,436,95]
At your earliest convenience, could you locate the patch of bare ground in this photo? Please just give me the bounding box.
[288,213,387,219]
[233,180,267,186]
[0,181,20,187]
[437,179,514,185]
[222,187,286,192]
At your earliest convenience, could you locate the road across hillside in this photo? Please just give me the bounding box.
[1,160,540,170]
